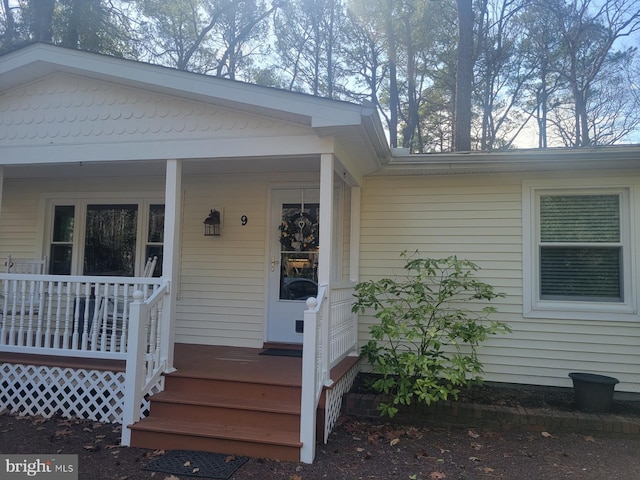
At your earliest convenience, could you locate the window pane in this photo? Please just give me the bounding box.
[53,206,74,242]
[540,246,622,301]
[50,245,72,275]
[84,205,138,276]
[148,205,165,243]
[540,195,620,243]
[145,245,163,277]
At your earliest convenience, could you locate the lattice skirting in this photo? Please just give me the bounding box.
[323,359,360,443]
[0,363,162,424]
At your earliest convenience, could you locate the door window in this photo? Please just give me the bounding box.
[278,202,319,301]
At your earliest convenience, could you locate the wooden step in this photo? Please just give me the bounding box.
[148,390,300,432]
[129,417,302,462]
[163,375,301,404]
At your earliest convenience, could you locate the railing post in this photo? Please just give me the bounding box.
[300,295,319,464]
[121,290,148,446]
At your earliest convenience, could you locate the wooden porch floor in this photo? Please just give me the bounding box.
[173,343,302,386]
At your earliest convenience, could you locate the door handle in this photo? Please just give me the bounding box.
[271,256,276,272]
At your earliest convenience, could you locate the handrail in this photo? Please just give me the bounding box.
[299,283,327,464]
[121,281,170,445]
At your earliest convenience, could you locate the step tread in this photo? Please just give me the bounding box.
[129,417,302,448]
[165,371,301,388]
[151,390,300,414]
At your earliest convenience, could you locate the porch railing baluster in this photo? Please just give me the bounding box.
[9,279,18,346]
[35,280,45,348]
[62,282,72,349]
[54,282,64,349]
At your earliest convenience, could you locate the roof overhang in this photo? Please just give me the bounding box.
[377,146,640,175]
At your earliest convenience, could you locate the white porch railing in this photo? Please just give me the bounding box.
[0,273,170,441]
[0,274,163,359]
[121,283,170,445]
[300,281,358,464]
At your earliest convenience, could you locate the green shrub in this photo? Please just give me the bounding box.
[352,252,511,417]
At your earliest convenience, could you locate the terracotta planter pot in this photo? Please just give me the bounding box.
[569,372,619,413]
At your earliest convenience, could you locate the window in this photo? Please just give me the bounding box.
[145,204,164,277]
[50,206,75,275]
[539,194,622,302]
[523,182,636,321]
[47,199,163,277]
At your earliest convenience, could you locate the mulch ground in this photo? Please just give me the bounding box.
[1,410,640,480]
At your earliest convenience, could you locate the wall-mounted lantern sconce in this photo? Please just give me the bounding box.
[203,209,221,236]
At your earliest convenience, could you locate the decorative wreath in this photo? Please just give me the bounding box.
[279,211,319,251]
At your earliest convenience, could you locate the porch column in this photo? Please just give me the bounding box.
[318,153,334,287]
[318,153,334,384]
[349,186,361,283]
[161,159,182,372]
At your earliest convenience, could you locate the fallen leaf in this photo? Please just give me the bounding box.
[541,431,553,438]
[483,467,495,473]
[290,475,303,480]
[356,447,365,453]
[225,455,236,463]
[468,430,480,439]
[390,438,400,446]
[55,429,72,437]
[192,467,200,474]
[183,461,191,467]
[149,450,165,458]
[83,445,99,452]
[469,456,482,462]
[163,476,180,480]
[430,472,447,479]
[471,442,483,450]
[584,436,596,443]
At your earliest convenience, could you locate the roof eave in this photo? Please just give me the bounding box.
[377,146,640,175]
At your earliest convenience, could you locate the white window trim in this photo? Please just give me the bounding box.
[523,179,638,322]
[42,192,163,276]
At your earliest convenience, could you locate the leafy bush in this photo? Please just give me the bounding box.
[352,252,511,417]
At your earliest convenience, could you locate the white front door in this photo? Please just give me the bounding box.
[267,188,320,344]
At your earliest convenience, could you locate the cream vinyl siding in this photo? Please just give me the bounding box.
[176,172,320,348]
[360,171,640,393]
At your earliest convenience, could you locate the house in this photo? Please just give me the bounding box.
[1,43,639,464]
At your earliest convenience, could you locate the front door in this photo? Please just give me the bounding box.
[267,188,320,344]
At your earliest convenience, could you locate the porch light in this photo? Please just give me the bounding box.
[203,209,221,236]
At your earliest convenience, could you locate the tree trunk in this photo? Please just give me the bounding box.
[454,0,473,151]
[31,0,56,43]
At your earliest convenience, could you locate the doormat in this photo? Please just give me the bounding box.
[143,449,249,479]
[259,348,302,358]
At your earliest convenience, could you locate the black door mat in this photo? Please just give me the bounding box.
[259,348,302,357]
[143,449,248,479]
